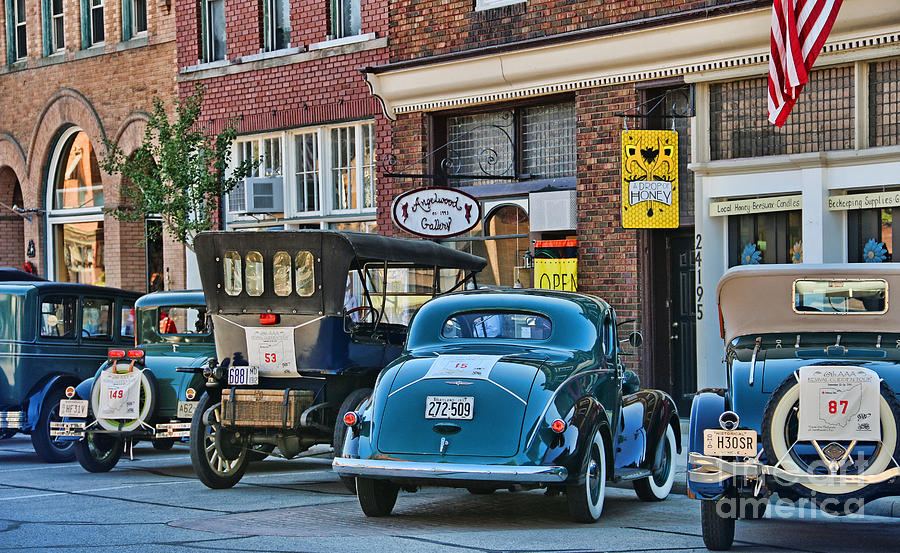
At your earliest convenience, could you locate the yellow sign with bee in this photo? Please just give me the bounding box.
[621,130,679,228]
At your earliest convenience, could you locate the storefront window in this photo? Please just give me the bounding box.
[444,204,531,287]
[728,211,801,267]
[848,208,894,263]
[245,251,264,296]
[47,129,105,285]
[54,221,105,285]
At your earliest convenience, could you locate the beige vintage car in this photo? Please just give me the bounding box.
[688,264,900,550]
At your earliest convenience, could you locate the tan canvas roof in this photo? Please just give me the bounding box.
[717,264,900,344]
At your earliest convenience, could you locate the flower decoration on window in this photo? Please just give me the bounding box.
[863,238,887,263]
[741,243,761,265]
[791,240,802,264]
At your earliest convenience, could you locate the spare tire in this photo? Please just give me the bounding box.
[761,373,900,514]
[90,369,157,433]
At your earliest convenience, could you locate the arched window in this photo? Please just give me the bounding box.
[46,129,105,285]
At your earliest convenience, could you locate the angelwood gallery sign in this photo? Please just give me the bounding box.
[391,187,481,238]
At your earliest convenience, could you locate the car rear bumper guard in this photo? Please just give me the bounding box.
[689,452,900,486]
[0,411,23,429]
[333,457,568,483]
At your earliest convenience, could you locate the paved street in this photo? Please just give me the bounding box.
[2,435,900,553]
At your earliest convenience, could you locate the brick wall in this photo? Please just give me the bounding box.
[0,1,177,288]
[387,0,764,62]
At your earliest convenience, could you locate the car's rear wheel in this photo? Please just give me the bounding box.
[75,432,123,473]
[567,427,606,522]
[189,393,248,489]
[356,477,399,517]
[31,387,77,463]
[333,388,372,493]
[701,498,736,551]
[151,438,175,451]
[762,375,900,515]
[634,424,676,501]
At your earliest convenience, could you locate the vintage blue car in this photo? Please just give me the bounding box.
[52,290,215,472]
[0,278,141,462]
[688,265,900,550]
[333,289,680,522]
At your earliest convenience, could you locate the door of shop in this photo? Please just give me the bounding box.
[668,233,697,412]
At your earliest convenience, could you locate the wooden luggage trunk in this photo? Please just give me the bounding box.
[220,388,315,428]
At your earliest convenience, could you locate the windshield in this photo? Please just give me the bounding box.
[139,305,212,344]
[442,311,552,340]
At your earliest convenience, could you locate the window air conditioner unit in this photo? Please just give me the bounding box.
[529,190,576,232]
[243,176,284,213]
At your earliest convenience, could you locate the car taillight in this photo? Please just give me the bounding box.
[127,350,144,359]
[260,313,279,325]
[343,411,359,427]
[551,419,567,433]
[108,350,126,359]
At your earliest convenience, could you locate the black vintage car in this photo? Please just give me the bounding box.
[189,230,486,488]
[0,278,141,461]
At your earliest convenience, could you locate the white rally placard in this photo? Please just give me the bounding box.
[425,355,503,380]
[798,365,881,441]
[246,327,296,376]
[96,370,141,419]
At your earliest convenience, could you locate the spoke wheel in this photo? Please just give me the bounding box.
[31,387,77,463]
[567,427,607,522]
[189,393,248,489]
[634,424,676,501]
[75,432,123,473]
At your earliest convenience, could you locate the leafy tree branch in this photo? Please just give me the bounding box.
[100,83,257,247]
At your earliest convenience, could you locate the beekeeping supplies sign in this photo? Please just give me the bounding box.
[97,370,141,419]
[621,130,679,228]
[798,365,881,441]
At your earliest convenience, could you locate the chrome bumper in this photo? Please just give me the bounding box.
[0,411,23,429]
[689,452,900,486]
[333,457,568,483]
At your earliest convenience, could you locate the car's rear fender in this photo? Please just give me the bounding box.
[617,389,680,472]
[538,395,611,485]
[688,388,730,499]
[22,374,82,431]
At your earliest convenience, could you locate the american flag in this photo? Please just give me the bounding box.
[768,0,844,126]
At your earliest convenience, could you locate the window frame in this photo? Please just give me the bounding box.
[200,0,226,63]
[262,0,290,52]
[121,0,147,42]
[7,0,28,62]
[82,0,105,48]
[431,94,576,187]
[727,209,802,267]
[43,0,66,55]
[329,0,360,40]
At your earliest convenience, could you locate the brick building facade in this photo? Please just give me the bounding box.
[175,0,390,241]
[0,0,182,291]
[366,0,900,408]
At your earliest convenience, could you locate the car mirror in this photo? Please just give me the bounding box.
[622,369,641,394]
[628,331,643,349]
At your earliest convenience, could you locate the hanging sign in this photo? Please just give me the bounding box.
[621,130,679,229]
[798,365,881,442]
[710,195,801,217]
[829,190,900,211]
[535,258,578,291]
[391,187,481,238]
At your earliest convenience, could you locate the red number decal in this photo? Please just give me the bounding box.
[840,400,848,414]
[828,401,837,414]
[264,353,277,363]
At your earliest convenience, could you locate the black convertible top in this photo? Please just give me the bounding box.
[194,230,486,315]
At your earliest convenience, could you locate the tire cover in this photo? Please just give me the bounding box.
[91,369,157,432]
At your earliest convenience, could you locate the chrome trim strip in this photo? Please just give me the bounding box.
[333,457,568,482]
[688,452,900,486]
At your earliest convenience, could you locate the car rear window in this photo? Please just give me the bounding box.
[442,311,551,340]
[0,294,21,340]
[793,279,887,314]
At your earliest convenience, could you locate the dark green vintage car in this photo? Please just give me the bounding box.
[334,289,681,522]
[53,290,215,472]
[0,278,140,462]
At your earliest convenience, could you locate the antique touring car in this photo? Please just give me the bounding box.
[333,289,681,522]
[189,230,486,489]
[51,291,215,472]
[688,265,900,550]
[0,279,140,462]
